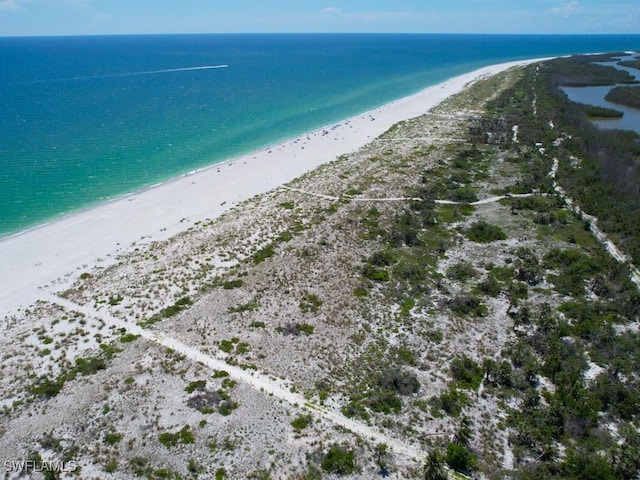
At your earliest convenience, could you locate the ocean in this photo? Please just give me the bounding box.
[1,33,639,237]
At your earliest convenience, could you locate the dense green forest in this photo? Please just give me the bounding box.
[619,58,640,70]
[606,86,640,109]
[484,55,640,264]
[459,54,640,479]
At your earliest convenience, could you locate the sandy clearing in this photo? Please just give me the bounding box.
[42,293,424,460]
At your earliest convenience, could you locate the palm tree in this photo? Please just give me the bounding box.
[424,451,447,480]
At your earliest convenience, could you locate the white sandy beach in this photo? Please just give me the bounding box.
[0,58,546,318]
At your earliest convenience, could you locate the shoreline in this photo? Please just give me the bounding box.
[0,57,548,318]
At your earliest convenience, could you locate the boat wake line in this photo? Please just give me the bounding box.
[59,64,230,81]
[135,65,229,75]
[2,65,229,86]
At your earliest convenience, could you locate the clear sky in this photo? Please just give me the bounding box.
[0,0,638,37]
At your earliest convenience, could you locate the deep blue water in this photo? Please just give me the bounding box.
[1,33,640,237]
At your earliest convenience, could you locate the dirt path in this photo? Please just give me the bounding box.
[42,293,425,462]
[282,185,540,205]
[549,158,640,289]
[284,162,640,291]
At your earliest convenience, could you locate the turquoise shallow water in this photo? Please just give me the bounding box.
[1,34,640,237]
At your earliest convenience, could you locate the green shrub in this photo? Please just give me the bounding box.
[278,323,314,336]
[353,286,369,297]
[187,459,203,475]
[129,457,149,476]
[277,230,294,242]
[219,340,234,353]
[543,248,599,297]
[296,323,315,335]
[321,444,356,475]
[119,333,140,343]
[450,355,483,390]
[108,294,123,306]
[31,378,64,398]
[447,295,487,317]
[368,250,395,267]
[489,266,514,282]
[341,401,369,420]
[253,244,275,264]
[476,276,502,297]
[367,390,403,414]
[362,264,390,282]
[386,212,423,246]
[423,451,448,480]
[377,367,420,395]
[446,443,476,472]
[228,300,259,313]
[105,459,118,473]
[466,221,507,243]
[185,380,206,393]
[450,186,478,203]
[99,343,123,359]
[396,347,416,365]
[143,296,193,325]
[430,387,469,417]
[291,414,312,431]
[447,262,478,281]
[513,247,543,285]
[104,432,122,445]
[299,293,323,313]
[218,400,238,416]
[158,425,195,448]
[74,356,107,375]
[222,279,243,289]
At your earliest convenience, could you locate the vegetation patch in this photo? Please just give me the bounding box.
[119,333,140,343]
[228,300,259,313]
[252,243,276,264]
[141,296,193,325]
[222,278,244,289]
[290,414,312,431]
[321,444,357,475]
[299,292,323,313]
[465,221,507,243]
[158,425,195,448]
[605,85,640,109]
[447,294,487,317]
[277,322,315,336]
[450,355,483,390]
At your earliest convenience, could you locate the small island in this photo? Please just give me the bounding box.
[619,56,640,70]
[606,85,640,109]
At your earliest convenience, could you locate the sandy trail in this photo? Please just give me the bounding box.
[285,158,640,291]
[282,185,544,205]
[549,158,640,289]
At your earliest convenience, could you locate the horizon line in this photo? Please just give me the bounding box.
[3,32,640,40]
